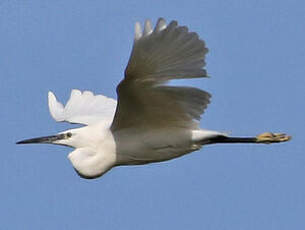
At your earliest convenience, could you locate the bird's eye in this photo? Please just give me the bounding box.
[66,132,72,138]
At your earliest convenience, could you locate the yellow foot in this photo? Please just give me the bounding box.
[256,132,291,144]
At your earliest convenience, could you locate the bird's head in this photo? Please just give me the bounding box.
[16,130,77,147]
[17,126,117,179]
[17,122,114,149]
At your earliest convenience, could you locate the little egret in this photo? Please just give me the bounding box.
[17,18,291,179]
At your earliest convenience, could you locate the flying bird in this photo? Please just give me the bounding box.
[17,18,291,179]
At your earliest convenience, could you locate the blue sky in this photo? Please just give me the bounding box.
[1,0,304,229]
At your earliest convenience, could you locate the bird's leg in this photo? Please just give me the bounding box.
[208,132,291,144]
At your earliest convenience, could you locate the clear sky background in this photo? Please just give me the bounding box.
[1,0,304,229]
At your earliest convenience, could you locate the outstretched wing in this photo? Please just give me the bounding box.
[111,18,210,131]
[48,89,117,125]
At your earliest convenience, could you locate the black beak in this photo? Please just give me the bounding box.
[16,134,67,144]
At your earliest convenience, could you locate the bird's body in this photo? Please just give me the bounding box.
[61,116,220,178]
[17,18,290,179]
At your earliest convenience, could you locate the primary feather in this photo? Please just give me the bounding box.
[125,18,208,83]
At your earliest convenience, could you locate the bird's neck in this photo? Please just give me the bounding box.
[67,124,117,179]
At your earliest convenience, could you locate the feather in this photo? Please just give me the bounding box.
[48,90,117,125]
[111,18,210,131]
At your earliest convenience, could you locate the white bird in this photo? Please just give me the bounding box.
[17,18,291,179]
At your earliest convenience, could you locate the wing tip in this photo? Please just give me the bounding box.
[155,18,167,31]
[71,89,81,97]
[134,17,168,40]
[48,91,58,110]
[143,19,153,36]
[134,22,142,40]
[48,91,64,122]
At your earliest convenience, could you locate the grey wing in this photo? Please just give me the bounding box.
[125,18,208,83]
[111,18,210,131]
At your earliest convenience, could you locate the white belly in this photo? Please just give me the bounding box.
[113,128,201,165]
